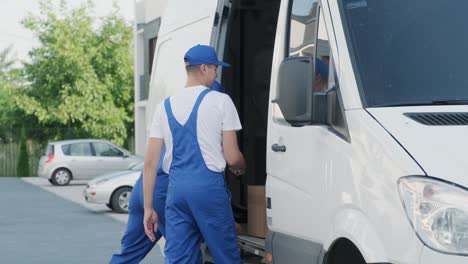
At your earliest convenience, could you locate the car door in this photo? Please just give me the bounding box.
[62,142,95,179]
[91,142,129,176]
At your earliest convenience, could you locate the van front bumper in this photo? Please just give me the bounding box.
[420,247,467,263]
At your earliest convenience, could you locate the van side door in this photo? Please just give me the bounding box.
[266,0,351,254]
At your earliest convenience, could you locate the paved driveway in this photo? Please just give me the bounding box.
[0,177,164,264]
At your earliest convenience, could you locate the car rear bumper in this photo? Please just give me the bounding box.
[37,167,51,179]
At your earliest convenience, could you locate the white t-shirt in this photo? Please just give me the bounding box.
[149,85,242,173]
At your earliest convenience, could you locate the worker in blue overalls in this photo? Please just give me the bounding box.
[143,44,246,263]
[109,81,226,264]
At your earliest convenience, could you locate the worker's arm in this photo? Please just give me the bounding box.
[143,137,164,241]
[222,130,246,176]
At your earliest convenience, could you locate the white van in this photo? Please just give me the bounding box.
[148,0,468,263]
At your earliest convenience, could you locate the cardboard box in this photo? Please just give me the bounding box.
[247,185,268,238]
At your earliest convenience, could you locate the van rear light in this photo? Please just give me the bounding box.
[46,154,54,163]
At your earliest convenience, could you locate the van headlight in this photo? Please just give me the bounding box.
[398,176,468,255]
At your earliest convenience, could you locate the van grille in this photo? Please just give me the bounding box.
[404,112,468,126]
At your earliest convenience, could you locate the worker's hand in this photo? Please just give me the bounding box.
[143,208,158,242]
[229,166,245,176]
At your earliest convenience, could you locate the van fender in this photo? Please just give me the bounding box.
[325,208,388,263]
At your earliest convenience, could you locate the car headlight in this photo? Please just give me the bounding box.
[398,176,468,255]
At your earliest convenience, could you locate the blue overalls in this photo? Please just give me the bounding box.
[110,83,225,264]
[109,147,168,264]
[109,174,168,264]
[164,88,241,264]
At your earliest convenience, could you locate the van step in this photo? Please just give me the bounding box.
[238,235,265,258]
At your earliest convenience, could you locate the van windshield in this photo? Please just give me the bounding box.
[340,0,468,107]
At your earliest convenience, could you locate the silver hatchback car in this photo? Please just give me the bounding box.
[37,139,143,186]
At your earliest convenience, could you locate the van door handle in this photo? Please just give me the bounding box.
[271,144,286,152]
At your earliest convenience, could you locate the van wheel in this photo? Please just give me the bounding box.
[106,203,113,210]
[326,238,366,264]
[111,187,132,214]
[51,168,72,186]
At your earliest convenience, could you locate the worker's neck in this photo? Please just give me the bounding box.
[185,76,207,88]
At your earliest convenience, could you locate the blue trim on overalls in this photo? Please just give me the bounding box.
[109,146,203,264]
[164,88,241,264]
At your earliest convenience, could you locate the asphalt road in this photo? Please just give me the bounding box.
[0,177,164,264]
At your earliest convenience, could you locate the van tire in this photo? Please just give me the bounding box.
[111,187,132,214]
[51,168,72,186]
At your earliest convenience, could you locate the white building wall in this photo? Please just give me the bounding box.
[134,0,168,155]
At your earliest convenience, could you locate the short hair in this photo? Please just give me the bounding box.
[184,58,202,74]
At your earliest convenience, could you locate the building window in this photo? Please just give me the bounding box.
[148,37,157,76]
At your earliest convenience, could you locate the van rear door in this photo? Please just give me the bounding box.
[147,0,229,117]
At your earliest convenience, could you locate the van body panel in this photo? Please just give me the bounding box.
[267,108,424,262]
[420,246,467,264]
[157,0,219,38]
[368,106,468,184]
[330,208,390,262]
[147,0,220,121]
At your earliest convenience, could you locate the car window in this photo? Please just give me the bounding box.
[62,143,93,156]
[61,144,70,155]
[93,142,123,157]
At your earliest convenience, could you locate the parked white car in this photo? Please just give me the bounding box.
[38,139,143,186]
[83,162,142,213]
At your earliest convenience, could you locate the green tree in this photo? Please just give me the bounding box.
[0,46,25,141]
[15,0,134,146]
[17,127,31,177]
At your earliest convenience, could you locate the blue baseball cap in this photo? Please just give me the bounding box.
[184,45,230,67]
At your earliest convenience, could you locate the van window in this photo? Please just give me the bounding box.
[288,0,319,57]
[92,142,123,157]
[340,0,468,107]
[62,143,93,156]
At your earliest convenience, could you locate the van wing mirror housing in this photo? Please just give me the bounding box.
[274,56,314,126]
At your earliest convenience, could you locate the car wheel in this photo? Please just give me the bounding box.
[111,187,132,214]
[106,203,113,210]
[51,168,72,186]
[48,179,54,185]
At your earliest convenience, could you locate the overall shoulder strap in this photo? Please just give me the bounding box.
[164,97,176,123]
[188,88,213,122]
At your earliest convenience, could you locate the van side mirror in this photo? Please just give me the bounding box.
[274,56,314,126]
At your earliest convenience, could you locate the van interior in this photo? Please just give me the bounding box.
[220,0,281,239]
